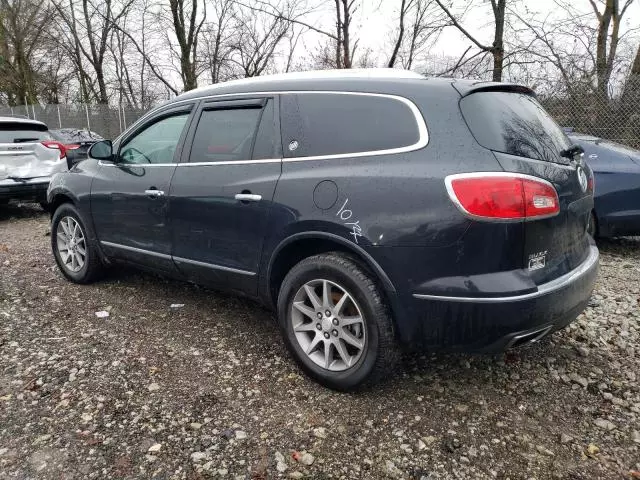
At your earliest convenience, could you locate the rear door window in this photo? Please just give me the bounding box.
[460,91,571,164]
[189,107,263,163]
[280,93,421,158]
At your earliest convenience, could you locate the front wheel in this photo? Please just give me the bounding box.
[277,252,398,391]
[51,203,104,283]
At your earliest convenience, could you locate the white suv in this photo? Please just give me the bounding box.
[0,117,68,208]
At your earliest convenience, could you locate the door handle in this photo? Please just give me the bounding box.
[145,189,165,198]
[235,193,262,202]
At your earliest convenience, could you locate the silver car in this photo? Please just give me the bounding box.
[0,117,68,208]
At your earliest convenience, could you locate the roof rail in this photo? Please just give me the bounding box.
[183,68,425,97]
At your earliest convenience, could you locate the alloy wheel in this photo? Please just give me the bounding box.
[290,279,366,371]
[56,216,86,273]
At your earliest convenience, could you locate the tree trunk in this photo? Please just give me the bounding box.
[334,0,342,68]
[490,0,506,82]
[341,0,352,68]
[95,64,109,103]
[621,45,640,100]
[388,0,407,68]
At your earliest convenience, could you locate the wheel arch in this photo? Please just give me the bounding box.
[265,232,398,314]
[47,189,78,218]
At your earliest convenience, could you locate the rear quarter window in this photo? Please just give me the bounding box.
[280,93,421,158]
[460,92,571,164]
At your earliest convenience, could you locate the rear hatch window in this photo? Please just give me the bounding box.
[460,91,571,165]
[0,122,50,143]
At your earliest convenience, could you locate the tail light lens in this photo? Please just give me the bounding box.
[41,141,67,159]
[445,173,559,221]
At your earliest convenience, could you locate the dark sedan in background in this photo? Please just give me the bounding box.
[568,133,640,238]
[49,129,103,167]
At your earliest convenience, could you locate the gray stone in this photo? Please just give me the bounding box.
[594,418,616,431]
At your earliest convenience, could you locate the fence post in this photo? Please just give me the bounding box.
[32,104,36,120]
[121,104,127,130]
[57,105,62,128]
[84,104,91,131]
[24,97,29,118]
[117,104,122,134]
[10,107,13,117]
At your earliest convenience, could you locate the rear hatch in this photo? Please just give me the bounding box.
[458,87,593,284]
[0,120,65,180]
[51,129,103,161]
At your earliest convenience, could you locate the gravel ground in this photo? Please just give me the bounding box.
[1,203,639,480]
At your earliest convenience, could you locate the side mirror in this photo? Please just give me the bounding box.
[88,140,113,161]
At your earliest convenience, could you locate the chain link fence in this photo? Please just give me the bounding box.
[0,104,148,139]
[538,76,640,149]
[1,78,639,149]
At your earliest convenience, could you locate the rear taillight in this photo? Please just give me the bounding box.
[41,140,67,159]
[445,173,559,221]
[65,144,81,150]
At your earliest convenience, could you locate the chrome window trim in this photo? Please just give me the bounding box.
[116,91,429,162]
[413,245,598,303]
[444,171,560,223]
[100,241,256,276]
[180,158,281,166]
[98,161,177,167]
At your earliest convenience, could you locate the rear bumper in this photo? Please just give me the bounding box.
[0,177,50,201]
[402,245,599,351]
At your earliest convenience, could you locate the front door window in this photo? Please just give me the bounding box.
[119,114,189,164]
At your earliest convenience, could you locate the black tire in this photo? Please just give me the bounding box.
[51,203,104,283]
[277,252,399,391]
[587,210,598,238]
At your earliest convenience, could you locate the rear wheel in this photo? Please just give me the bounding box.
[277,252,398,391]
[51,203,104,283]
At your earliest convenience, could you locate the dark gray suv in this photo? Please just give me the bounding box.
[47,69,599,390]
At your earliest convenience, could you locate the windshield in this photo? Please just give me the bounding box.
[460,91,571,165]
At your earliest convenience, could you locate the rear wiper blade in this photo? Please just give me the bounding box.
[560,144,584,159]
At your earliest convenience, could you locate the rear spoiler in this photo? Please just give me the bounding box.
[452,80,535,98]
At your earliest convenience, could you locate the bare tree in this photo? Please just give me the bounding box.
[388,0,445,69]
[512,0,638,97]
[237,0,358,69]
[388,0,409,67]
[53,0,133,104]
[587,0,635,97]
[0,0,55,104]
[434,0,507,81]
[230,4,293,77]
[167,0,205,91]
[622,44,640,101]
[201,0,235,84]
